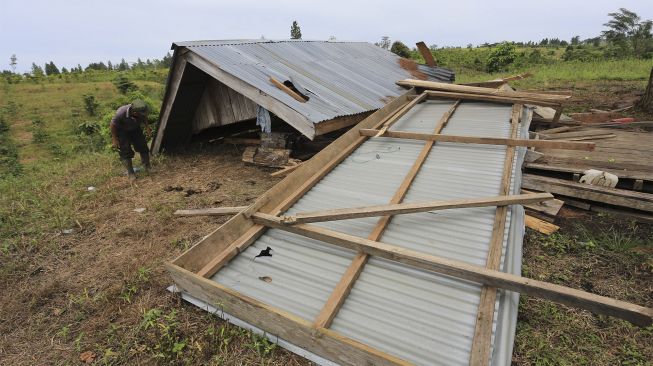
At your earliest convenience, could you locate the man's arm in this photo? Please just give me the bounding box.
[110,123,120,148]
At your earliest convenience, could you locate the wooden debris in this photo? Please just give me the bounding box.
[269,77,307,103]
[242,146,291,168]
[270,162,303,177]
[223,137,261,145]
[522,174,653,213]
[525,215,560,235]
[174,207,247,216]
[570,111,623,124]
[415,41,437,66]
[521,189,564,217]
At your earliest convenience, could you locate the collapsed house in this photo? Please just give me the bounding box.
[151,40,454,153]
[167,81,652,365]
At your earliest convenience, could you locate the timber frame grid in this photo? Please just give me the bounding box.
[167,82,652,366]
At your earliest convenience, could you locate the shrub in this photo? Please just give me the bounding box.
[486,42,517,73]
[390,41,412,58]
[113,75,138,94]
[82,94,99,116]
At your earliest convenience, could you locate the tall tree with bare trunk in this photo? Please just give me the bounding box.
[636,67,653,112]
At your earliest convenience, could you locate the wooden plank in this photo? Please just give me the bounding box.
[184,51,316,139]
[375,92,427,136]
[250,214,653,327]
[415,41,436,66]
[397,79,571,102]
[360,129,595,151]
[525,215,560,235]
[313,100,461,330]
[522,174,653,213]
[175,92,416,275]
[174,207,247,217]
[469,103,521,366]
[281,193,553,224]
[269,77,307,103]
[425,90,562,107]
[314,111,373,136]
[521,190,564,217]
[152,54,187,153]
[270,163,302,177]
[167,263,412,366]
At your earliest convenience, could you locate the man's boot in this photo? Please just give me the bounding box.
[122,158,136,182]
[140,152,151,173]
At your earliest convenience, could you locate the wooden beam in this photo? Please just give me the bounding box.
[397,79,571,102]
[425,90,562,107]
[360,129,595,151]
[281,193,553,224]
[174,207,247,217]
[152,54,187,153]
[250,213,653,327]
[469,104,521,366]
[375,92,427,136]
[270,163,302,177]
[313,100,461,330]
[269,77,307,103]
[187,93,417,277]
[415,41,437,66]
[522,174,653,213]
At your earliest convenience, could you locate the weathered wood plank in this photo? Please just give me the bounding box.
[174,207,247,217]
[425,90,562,107]
[282,193,553,224]
[397,79,571,102]
[415,41,437,66]
[250,214,653,327]
[522,174,653,213]
[525,215,560,235]
[469,103,521,366]
[360,129,595,151]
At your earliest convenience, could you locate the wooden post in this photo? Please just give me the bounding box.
[635,67,653,112]
[415,41,437,67]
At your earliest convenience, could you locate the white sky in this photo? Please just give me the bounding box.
[1,0,652,73]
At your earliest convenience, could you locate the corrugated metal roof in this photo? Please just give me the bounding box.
[211,100,530,365]
[175,40,455,124]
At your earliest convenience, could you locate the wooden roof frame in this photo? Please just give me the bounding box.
[167,87,652,366]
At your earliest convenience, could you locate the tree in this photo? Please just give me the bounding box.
[290,21,302,39]
[31,63,44,77]
[636,67,653,112]
[390,41,411,58]
[161,52,172,68]
[117,58,129,71]
[602,8,653,58]
[375,36,391,50]
[486,42,517,73]
[571,35,580,45]
[44,61,60,76]
[61,67,68,74]
[9,54,17,73]
[107,60,113,70]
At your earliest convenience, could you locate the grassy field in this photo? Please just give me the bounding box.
[1,57,652,365]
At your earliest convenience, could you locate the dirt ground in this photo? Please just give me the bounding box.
[0,144,312,365]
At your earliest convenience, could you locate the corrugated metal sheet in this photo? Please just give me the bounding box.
[175,40,455,124]
[212,100,529,365]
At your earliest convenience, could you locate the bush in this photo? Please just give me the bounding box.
[113,75,138,94]
[390,41,412,58]
[82,94,99,116]
[486,42,517,73]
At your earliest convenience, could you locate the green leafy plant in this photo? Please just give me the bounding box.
[486,42,517,72]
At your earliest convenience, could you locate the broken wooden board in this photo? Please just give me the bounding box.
[242,146,291,168]
[525,215,560,235]
[570,111,624,124]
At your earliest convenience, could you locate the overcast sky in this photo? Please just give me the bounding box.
[1,0,652,73]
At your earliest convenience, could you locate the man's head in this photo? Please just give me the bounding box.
[130,99,148,118]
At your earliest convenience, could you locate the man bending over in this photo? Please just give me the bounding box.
[110,99,151,182]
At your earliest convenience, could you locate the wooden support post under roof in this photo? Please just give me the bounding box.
[281,193,553,224]
[469,104,521,366]
[312,100,462,330]
[360,129,595,151]
[250,213,653,327]
[415,41,437,67]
